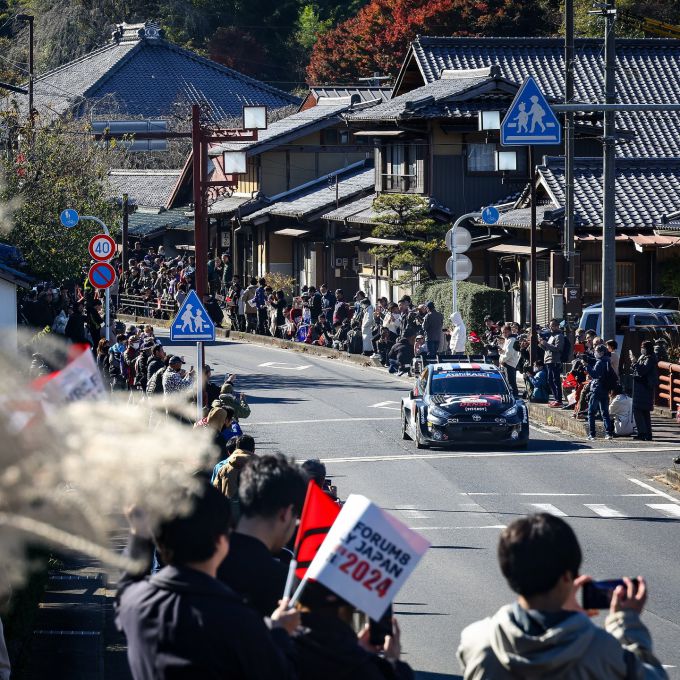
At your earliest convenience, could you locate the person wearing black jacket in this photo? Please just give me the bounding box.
[146,345,167,385]
[388,337,414,375]
[294,580,413,680]
[64,302,88,344]
[631,340,659,441]
[308,285,323,323]
[217,454,306,618]
[115,482,298,680]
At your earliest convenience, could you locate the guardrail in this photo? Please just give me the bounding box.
[118,294,177,320]
[657,360,680,413]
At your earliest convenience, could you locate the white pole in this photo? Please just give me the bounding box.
[197,341,204,421]
[452,223,457,316]
[282,559,298,600]
[105,287,110,342]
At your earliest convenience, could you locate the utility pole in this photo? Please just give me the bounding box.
[564,0,575,288]
[529,145,538,365]
[121,193,129,271]
[601,2,617,341]
[17,15,34,119]
[192,105,208,299]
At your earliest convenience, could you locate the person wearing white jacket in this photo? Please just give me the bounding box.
[449,311,467,354]
[609,385,635,436]
[359,298,375,354]
[499,324,521,397]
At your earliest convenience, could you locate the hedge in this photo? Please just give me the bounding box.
[414,279,508,336]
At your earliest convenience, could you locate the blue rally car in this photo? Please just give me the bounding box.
[400,360,529,449]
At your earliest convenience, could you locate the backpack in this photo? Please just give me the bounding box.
[602,361,619,391]
[347,329,363,355]
[213,450,254,499]
[146,366,167,397]
[560,334,572,363]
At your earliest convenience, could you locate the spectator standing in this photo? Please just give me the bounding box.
[586,344,614,441]
[162,356,195,398]
[539,319,566,405]
[449,311,467,354]
[499,324,521,398]
[115,483,298,680]
[64,301,88,345]
[457,513,667,680]
[217,454,306,618]
[242,278,258,333]
[308,286,323,323]
[86,299,104,347]
[255,277,268,335]
[631,340,658,441]
[360,298,375,355]
[423,301,444,359]
[607,339,620,375]
[320,284,336,322]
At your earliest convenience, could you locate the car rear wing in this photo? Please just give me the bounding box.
[424,353,487,365]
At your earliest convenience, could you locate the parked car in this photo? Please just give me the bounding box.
[583,295,679,311]
[401,359,529,449]
[578,306,680,337]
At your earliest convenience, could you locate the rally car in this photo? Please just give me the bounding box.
[401,360,529,449]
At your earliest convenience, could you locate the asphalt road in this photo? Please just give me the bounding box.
[162,333,680,680]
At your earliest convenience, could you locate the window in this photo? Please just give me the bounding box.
[582,262,635,296]
[467,143,496,172]
[379,143,426,193]
[321,128,350,145]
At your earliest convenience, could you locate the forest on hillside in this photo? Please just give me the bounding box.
[0,0,679,91]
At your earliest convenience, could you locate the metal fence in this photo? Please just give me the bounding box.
[657,361,680,413]
[118,294,177,320]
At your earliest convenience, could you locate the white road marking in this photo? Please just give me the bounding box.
[396,505,430,519]
[528,503,568,517]
[369,401,401,411]
[628,477,680,503]
[647,504,680,518]
[321,446,680,464]
[258,361,311,371]
[252,417,401,425]
[409,525,506,530]
[584,504,626,518]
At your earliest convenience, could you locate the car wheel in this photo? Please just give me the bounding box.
[415,416,429,449]
[401,410,411,440]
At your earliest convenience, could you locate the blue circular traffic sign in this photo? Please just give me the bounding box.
[60,209,80,228]
[88,262,116,290]
[481,206,500,225]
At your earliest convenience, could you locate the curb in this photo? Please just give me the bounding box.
[116,313,379,370]
[666,468,680,490]
[529,402,591,438]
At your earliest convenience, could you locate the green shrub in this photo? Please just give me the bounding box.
[659,257,680,298]
[414,279,507,336]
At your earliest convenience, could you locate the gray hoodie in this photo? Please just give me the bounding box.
[458,604,667,680]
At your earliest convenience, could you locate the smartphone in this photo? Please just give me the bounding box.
[368,604,393,646]
[581,579,638,609]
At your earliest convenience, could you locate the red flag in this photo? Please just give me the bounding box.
[294,480,341,580]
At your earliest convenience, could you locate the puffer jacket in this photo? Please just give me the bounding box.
[458,603,667,680]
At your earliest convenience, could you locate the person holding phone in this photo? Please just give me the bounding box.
[292,580,413,680]
[457,513,667,679]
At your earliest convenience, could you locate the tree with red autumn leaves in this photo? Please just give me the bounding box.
[306,0,560,83]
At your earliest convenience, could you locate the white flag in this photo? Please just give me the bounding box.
[304,494,430,620]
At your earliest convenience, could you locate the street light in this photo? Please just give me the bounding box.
[223,150,247,174]
[243,105,268,130]
[496,150,517,171]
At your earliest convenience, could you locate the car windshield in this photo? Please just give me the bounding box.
[430,372,508,396]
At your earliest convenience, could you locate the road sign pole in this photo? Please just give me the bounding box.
[105,288,111,342]
[529,145,538,366]
[196,341,204,421]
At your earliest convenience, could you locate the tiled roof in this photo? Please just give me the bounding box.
[208,194,255,216]
[487,205,560,230]
[212,101,351,155]
[243,163,375,222]
[108,169,181,208]
[535,156,680,230]
[402,36,680,157]
[322,194,378,224]
[346,75,500,121]
[11,26,298,121]
[128,208,192,237]
[308,86,392,103]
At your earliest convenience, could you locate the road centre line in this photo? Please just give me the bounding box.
[251,417,401,425]
[628,477,680,503]
[321,446,680,464]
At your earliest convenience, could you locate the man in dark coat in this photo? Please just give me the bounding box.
[422,301,443,358]
[631,340,658,441]
[115,482,298,680]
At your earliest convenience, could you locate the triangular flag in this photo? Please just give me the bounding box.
[294,480,341,580]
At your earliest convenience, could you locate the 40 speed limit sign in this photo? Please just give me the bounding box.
[88,233,116,262]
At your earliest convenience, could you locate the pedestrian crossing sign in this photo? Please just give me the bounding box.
[501,77,561,146]
[170,290,215,342]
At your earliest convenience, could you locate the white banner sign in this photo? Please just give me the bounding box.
[41,347,107,403]
[305,494,430,619]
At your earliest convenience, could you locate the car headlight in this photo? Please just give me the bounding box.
[428,405,449,420]
[501,404,519,418]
